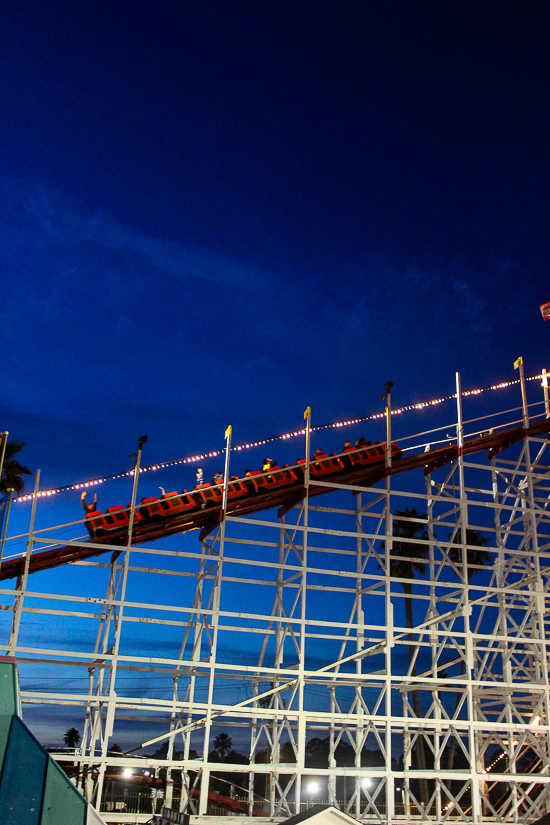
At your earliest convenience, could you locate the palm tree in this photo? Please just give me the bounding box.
[388,508,429,652]
[446,528,491,774]
[380,508,429,803]
[63,727,81,748]
[448,528,491,581]
[0,441,32,494]
[213,732,233,759]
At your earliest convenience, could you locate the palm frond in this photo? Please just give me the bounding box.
[0,441,33,494]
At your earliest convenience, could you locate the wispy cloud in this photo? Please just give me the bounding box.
[1,180,275,294]
[339,254,490,341]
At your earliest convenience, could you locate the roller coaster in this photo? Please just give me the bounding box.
[2,373,550,825]
[2,418,548,583]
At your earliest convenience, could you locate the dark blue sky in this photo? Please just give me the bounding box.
[1,0,550,749]
[1,0,549,491]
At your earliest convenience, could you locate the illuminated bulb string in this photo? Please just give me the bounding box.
[442,751,510,812]
[442,743,535,812]
[14,372,545,503]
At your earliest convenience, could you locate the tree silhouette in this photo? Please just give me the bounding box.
[388,508,428,643]
[448,528,491,581]
[213,732,233,758]
[280,740,296,763]
[0,441,32,495]
[381,507,429,803]
[63,727,81,748]
[446,528,491,775]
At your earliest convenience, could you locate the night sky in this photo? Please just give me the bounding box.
[1,0,549,488]
[1,1,550,746]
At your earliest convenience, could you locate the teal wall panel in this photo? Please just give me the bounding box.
[41,758,87,825]
[0,716,47,825]
[0,715,13,784]
[0,661,104,824]
[0,662,18,718]
[0,661,19,782]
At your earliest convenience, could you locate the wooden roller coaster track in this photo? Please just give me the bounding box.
[1,417,548,583]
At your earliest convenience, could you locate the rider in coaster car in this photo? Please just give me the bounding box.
[81,491,98,515]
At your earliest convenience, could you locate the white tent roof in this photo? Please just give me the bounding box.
[281,804,359,825]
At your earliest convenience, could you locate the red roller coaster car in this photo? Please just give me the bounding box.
[84,439,402,542]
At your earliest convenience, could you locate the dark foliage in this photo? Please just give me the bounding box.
[213,732,233,758]
[1,441,33,495]
[386,507,429,581]
[448,528,492,581]
[304,736,391,769]
[63,727,81,748]
[380,507,429,802]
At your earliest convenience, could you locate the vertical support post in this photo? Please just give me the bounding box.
[489,459,508,818]
[7,470,40,656]
[382,382,395,823]
[355,491,364,820]
[518,377,548,820]
[516,357,529,428]
[385,594,395,825]
[221,426,232,517]
[455,372,469,561]
[84,550,126,767]
[456,372,463,451]
[127,435,148,546]
[526,390,550,812]
[180,539,211,815]
[0,432,9,486]
[94,436,146,811]
[303,407,311,493]
[542,369,550,418]
[272,520,287,816]
[425,473,441,820]
[456,372,467,538]
[295,406,311,813]
[385,378,401,811]
[199,426,232,816]
[328,686,337,808]
[456,373,480,821]
[383,382,393,471]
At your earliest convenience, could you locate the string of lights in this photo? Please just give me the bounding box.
[442,749,514,812]
[14,372,545,503]
[441,726,541,813]
[481,750,508,774]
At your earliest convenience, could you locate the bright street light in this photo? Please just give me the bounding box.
[308,782,319,794]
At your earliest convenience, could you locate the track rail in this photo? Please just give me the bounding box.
[1,418,549,582]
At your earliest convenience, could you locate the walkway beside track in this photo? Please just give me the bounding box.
[1,417,549,583]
